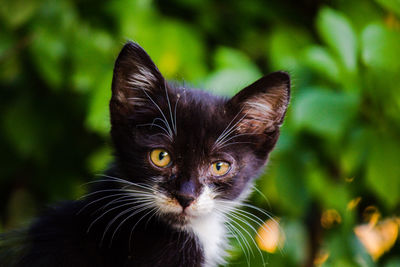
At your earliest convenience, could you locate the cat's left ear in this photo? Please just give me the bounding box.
[110,42,165,121]
[227,71,290,134]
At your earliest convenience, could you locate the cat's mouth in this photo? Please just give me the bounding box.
[158,210,192,228]
[154,188,216,227]
[157,202,204,228]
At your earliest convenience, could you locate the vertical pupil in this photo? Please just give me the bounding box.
[216,162,222,171]
[159,152,166,161]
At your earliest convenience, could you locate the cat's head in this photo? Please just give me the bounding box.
[109,42,290,227]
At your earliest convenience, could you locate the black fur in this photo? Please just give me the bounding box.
[0,42,290,267]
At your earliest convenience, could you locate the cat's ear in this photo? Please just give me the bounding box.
[227,71,290,134]
[110,42,165,120]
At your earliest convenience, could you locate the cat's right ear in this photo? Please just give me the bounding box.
[227,71,291,134]
[110,42,165,121]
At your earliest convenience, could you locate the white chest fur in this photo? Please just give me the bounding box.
[189,213,228,267]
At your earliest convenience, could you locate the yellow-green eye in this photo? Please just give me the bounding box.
[211,161,231,176]
[150,149,171,168]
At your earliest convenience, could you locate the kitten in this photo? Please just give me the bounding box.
[0,42,290,267]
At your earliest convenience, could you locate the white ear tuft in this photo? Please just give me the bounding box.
[229,71,290,134]
[110,42,165,119]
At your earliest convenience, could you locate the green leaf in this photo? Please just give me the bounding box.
[214,47,259,71]
[303,46,341,83]
[28,0,78,89]
[292,88,359,138]
[2,97,44,158]
[306,164,351,215]
[204,47,261,96]
[110,0,207,83]
[30,27,67,88]
[366,135,400,208]
[316,8,358,74]
[155,20,207,81]
[361,23,400,72]
[375,0,400,17]
[0,0,39,28]
[85,72,112,135]
[282,220,309,264]
[340,127,371,177]
[71,27,115,92]
[385,258,400,267]
[204,69,261,96]
[268,27,311,74]
[274,155,310,217]
[87,146,113,173]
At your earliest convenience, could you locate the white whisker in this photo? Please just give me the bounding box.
[251,185,271,209]
[77,193,134,215]
[218,141,255,149]
[101,201,154,247]
[174,94,180,135]
[213,110,249,150]
[87,201,144,233]
[164,81,175,134]
[129,209,157,252]
[225,220,251,267]
[140,88,173,137]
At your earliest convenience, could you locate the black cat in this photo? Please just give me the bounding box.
[0,42,290,267]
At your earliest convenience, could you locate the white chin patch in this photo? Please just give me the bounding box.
[186,186,216,217]
[154,186,228,266]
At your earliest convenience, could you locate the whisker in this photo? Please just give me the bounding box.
[251,185,271,209]
[224,220,250,267]
[149,132,173,139]
[218,141,255,149]
[219,200,283,254]
[164,81,175,134]
[128,209,156,252]
[80,188,154,200]
[230,208,274,233]
[98,195,154,212]
[174,94,180,135]
[229,209,272,250]
[215,108,243,144]
[80,178,153,192]
[101,201,154,247]
[136,122,172,139]
[77,193,136,215]
[95,175,156,192]
[110,205,156,248]
[214,112,248,148]
[216,133,256,148]
[226,216,254,259]
[87,202,144,233]
[237,202,280,226]
[227,213,266,266]
[139,88,173,136]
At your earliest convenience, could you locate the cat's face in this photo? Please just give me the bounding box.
[109,42,290,228]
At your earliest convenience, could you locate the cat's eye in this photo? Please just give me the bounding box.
[211,161,231,177]
[150,149,171,168]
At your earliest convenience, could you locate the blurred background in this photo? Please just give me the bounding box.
[1,0,400,266]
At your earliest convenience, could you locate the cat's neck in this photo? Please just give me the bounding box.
[189,213,229,267]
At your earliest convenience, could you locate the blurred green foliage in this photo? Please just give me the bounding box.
[1,0,400,266]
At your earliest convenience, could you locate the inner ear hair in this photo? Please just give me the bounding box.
[110,41,165,118]
[230,71,290,134]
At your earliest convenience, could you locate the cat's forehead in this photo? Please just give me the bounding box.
[173,88,228,129]
[148,87,230,154]
[175,87,225,115]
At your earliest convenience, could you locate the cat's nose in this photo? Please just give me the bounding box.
[174,180,197,209]
[174,193,195,209]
